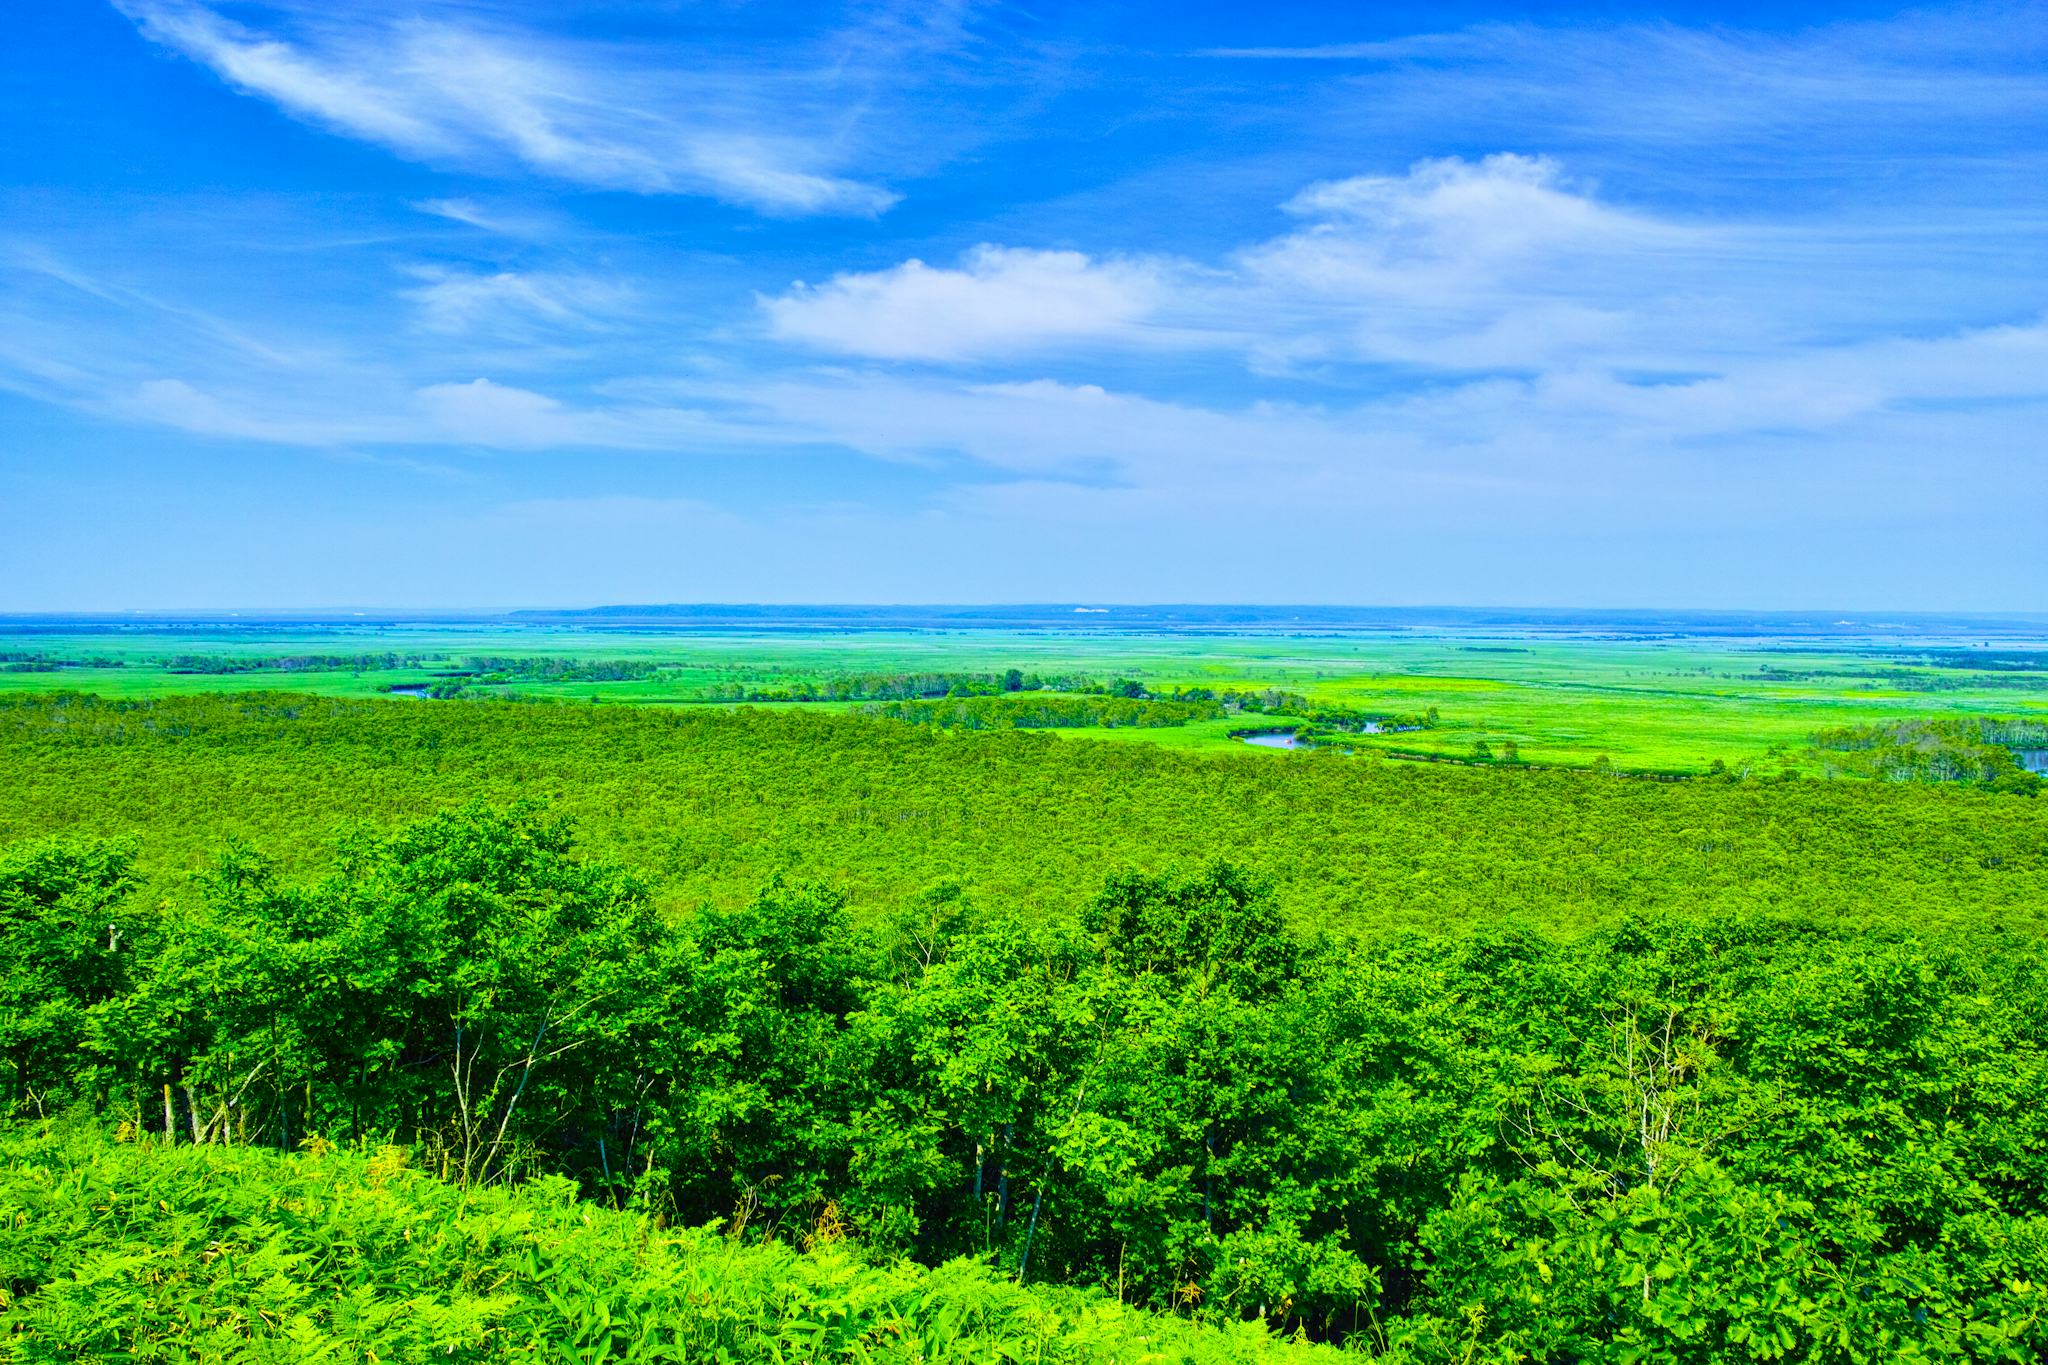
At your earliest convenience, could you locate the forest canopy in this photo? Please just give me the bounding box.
[3,688,2047,1361]
[0,692,2041,938]
[4,804,2045,1359]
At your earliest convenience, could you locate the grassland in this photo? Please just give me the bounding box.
[6,621,2046,774]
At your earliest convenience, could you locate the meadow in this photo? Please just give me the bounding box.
[6,616,2047,774]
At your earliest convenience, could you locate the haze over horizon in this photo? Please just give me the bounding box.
[4,1,2046,610]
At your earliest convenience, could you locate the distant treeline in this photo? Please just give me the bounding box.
[1760,647,2048,673]
[1755,661,2048,692]
[163,652,428,674]
[854,686,1434,735]
[6,807,2046,1356]
[376,659,675,698]
[1259,705,1440,747]
[1810,649,2048,673]
[0,653,124,672]
[708,668,1440,730]
[1809,716,2045,792]
[700,669,1327,706]
[700,669,1102,703]
[5,649,674,685]
[862,694,1224,729]
[451,656,667,684]
[1913,649,2048,672]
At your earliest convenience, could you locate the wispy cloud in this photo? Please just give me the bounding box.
[1199,11,2048,125]
[679,315,2048,494]
[410,197,560,239]
[118,1,902,215]
[96,372,724,452]
[119,377,394,444]
[1231,153,1731,371]
[401,267,633,337]
[1202,7,2048,221]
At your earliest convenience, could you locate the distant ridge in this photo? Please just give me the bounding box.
[3,605,2043,639]
[507,604,2048,638]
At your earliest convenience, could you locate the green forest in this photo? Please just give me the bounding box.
[3,671,2048,1361]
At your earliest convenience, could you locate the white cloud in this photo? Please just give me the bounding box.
[126,2,444,149]
[1199,12,2048,145]
[758,151,2036,382]
[72,294,2048,479]
[688,304,2048,504]
[99,375,707,452]
[415,377,669,449]
[676,370,1468,500]
[1228,154,1726,370]
[121,378,390,443]
[411,197,558,239]
[1363,315,2048,454]
[401,268,632,336]
[118,2,898,215]
[762,247,1169,360]
[755,156,1718,372]
[1256,154,1673,288]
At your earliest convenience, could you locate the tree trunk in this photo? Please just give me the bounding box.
[1018,1181,1046,1281]
[182,1083,203,1144]
[997,1122,1013,1228]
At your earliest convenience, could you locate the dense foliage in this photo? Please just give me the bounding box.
[1809,717,2046,792]
[454,656,666,683]
[860,693,1224,729]
[0,693,2040,937]
[0,1125,1331,1363]
[5,808,2046,1359]
[164,653,428,674]
[702,669,1114,703]
[695,668,1376,725]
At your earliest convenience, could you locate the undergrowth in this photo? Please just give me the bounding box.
[0,1124,1334,1364]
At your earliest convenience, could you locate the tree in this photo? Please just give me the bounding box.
[0,838,139,1116]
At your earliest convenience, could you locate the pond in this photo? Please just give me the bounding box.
[1239,732,1302,749]
[2018,749,2048,774]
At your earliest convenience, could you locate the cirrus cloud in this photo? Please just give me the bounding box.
[118,1,900,216]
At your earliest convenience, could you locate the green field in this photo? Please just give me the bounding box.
[7,623,2046,774]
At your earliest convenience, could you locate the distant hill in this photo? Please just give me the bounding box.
[5,604,2046,638]
[508,603,2048,637]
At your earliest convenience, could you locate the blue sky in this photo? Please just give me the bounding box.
[2,0,2045,609]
